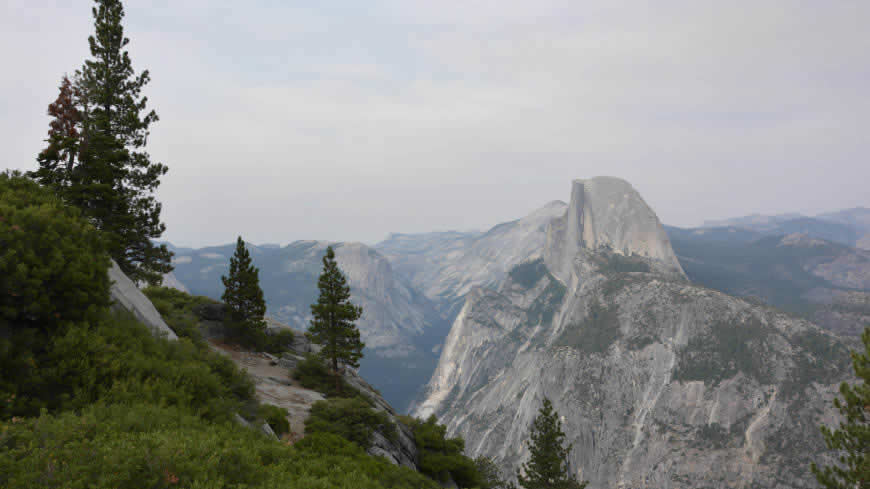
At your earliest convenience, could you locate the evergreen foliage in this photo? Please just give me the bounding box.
[404,415,483,488]
[476,456,516,489]
[306,246,365,392]
[305,397,396,449]
[0,405,442,489]
[812,327,870,488]
[517,398,587,489]
[221,236,268,349]
[0,173,111,331]
[32,0,172,285]
[292,354,359,398]
[142,285,218,345]
[32,75,82,191]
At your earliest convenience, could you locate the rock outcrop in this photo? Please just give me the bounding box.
[416,179,854,489]
[377,200,568,321]
[544,177,684,283]
[109,260,177,340]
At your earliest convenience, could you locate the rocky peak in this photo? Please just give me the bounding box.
[544,177,684,283]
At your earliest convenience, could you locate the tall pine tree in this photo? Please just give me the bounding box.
[518,398,587,489]
[306,246,364,393]
[44,0,172,284]
[221,237,267,347]
[812,328,870,488]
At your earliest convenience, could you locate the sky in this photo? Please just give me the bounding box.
[2,1,869,247]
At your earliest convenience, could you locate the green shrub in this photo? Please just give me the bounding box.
[0,172,110,330]
[260,404,290,437]
[2,307,254,420]
[292,354,358,398]
[0,403,441,489]
[305,397,396,449]
[404,415,483,488]
[142,286,218,345]
[265,329,295,354]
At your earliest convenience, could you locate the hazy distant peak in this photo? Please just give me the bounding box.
[545,177,685,281]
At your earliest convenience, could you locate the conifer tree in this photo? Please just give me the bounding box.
[812,328,870,488]
[518,398,587,489]
[56,0,171,284]
[221,237,267,346]
[32,75,82,191]
[306,246,364,392]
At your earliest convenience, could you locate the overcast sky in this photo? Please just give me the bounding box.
[2,1,868,247]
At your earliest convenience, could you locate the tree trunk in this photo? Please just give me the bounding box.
[333,355,341,395]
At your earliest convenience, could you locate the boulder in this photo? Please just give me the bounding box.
[108,260,177,340]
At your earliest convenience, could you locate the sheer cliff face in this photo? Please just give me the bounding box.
[416,178,853,488]
[544,178,684,284]
[377,201,568,320]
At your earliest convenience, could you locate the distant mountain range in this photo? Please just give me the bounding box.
[702,207,870,250]
[161,204,869,421]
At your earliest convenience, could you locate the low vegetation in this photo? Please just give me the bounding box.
[555,299,621,353]
[402,415,484,488]
[305,397,396,449]
[673,317,772,385]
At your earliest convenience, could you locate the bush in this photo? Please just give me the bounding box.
[405,415,483,488]
[0,404,441,489]
[292,354,358,398]
[260,404,290,437]
[0,172,110,330]
[0,172,112,417]
[265,328,295,354]
[305,397,396,449]
[142,286,217,345]
[2,307,254,420]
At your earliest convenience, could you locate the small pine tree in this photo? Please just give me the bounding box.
[812,327,870,488]
[32,75,82,191]
[306,246,364,393]
[221,237,267,347]
[517,398,587,489]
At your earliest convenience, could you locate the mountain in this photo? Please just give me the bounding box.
[667,226,870,336]
[376,201,568,322]
[415,177,854,488]
[167,240,449,411]
[817,207,870,249]
[702,208,870,250]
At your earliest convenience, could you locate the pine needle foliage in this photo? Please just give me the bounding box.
[306,246,364,393]
[32,75,82,191]
[32,0,172,285]
[221,237,267,347]
[518,398,587,489]
[812,327,870,488]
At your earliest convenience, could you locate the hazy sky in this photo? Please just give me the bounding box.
[2,1,868,247]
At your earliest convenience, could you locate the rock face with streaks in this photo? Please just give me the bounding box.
[415,178,854,489]
[377,200,568,321]
[109,260,177,340]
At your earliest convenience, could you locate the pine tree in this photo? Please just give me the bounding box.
[65,0,171,285]
[221,237,267,346]
[517,398,587,489]
[32,75,82,191]
[812,328,870,488]
[306,246,364,393]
